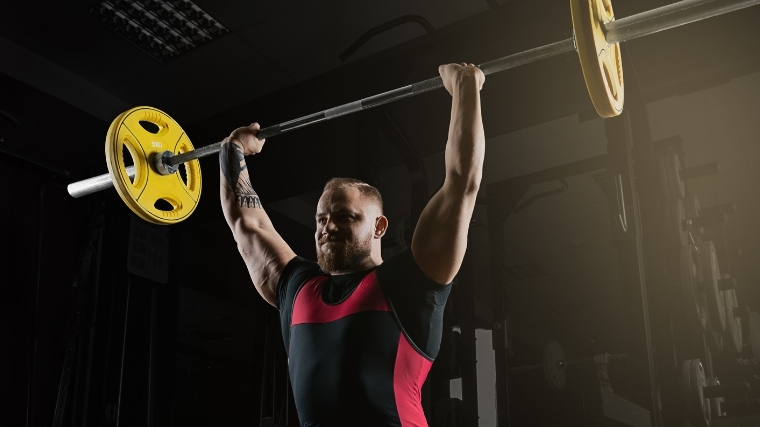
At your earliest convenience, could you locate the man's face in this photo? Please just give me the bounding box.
[315,187,378,273]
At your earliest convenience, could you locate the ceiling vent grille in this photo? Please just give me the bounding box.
[89,0,228,62]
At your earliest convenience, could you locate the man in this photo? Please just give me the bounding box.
[219,63,485,427]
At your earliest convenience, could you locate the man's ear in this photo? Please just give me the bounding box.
[374,215,388,239]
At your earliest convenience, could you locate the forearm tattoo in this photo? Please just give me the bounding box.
[220,142,262,208]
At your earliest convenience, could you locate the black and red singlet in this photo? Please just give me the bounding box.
[276,246,452,427]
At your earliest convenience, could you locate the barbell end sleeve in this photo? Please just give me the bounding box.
[682,161,721,180]
[702,381,752,399]
[67,165,135,198]
[603,0,760,45]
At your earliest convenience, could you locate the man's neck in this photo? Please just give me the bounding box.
[330,254,382,275]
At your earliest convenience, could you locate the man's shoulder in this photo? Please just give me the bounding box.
[377,246,453,292]
[276,257,324,312]
[376,246,414,274]
[282,256,323,282]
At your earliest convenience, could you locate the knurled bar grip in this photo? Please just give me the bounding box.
[325,101,364,119]
[412,77,444,95]
[152,40,573,171]
[67,0,760,198]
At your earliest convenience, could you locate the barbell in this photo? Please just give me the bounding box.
[67,0,760,224]
[508,340,626,390]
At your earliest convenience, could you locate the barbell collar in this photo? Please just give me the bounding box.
[67,0,760,198]
[154,151,179,175]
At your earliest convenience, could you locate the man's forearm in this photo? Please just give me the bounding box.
[445,81,485,191]
[219,140,268,229]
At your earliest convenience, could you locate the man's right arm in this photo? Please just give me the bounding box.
[219,123,296,307]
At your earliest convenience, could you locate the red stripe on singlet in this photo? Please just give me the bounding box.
[291,271,390,325]
[393,332,432,427]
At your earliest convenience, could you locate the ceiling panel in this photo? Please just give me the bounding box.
[108,34,294,124]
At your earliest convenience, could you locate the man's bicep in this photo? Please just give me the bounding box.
[410,183,476,284]
[237,225,297,306]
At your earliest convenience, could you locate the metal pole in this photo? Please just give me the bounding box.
[67,0,760,198]
[605,0,760,44]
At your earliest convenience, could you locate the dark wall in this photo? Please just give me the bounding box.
[0,70,107,425]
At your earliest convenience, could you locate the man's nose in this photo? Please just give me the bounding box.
[325,217,340,231]
[320,217,339,235]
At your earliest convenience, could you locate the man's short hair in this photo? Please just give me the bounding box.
[323,178,383,213]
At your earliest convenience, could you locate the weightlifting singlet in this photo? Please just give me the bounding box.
[276,246,451,427]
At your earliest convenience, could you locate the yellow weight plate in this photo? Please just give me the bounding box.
[570,0,624,118]
[105,106,201,225]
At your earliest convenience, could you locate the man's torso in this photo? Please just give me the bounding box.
[276,247,451,427]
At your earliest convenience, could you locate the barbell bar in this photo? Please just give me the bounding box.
[67,0,760,207]
[509,340,626,389]
[508,353,627,373]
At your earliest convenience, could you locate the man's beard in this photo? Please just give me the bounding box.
[316,234,372,273]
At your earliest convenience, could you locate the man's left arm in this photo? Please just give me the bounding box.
[411,63,485,285]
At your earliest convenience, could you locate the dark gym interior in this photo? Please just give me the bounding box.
[2,0,760,426]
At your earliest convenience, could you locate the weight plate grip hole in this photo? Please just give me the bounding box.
[139,120,160,134]
[122,145,135,184]
[179,163,188,186]
[154,199,174,211]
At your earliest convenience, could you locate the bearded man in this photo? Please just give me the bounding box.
[220,63,485,427]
